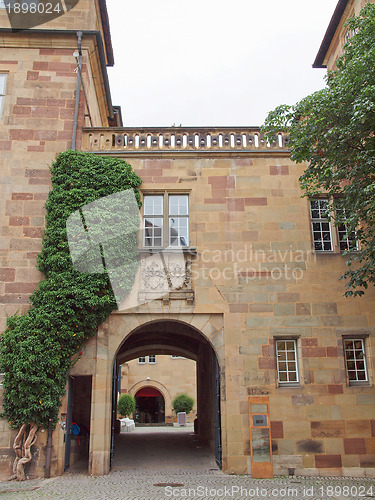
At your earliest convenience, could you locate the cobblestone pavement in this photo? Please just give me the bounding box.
[0,427,374,500]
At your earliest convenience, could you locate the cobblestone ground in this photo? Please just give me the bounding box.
[0,427,374,500]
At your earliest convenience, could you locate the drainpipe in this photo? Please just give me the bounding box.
[71,31,83,150]
[44,419,53,478]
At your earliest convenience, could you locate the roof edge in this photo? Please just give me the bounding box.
[98,0,114,67]
[313,0,349,68]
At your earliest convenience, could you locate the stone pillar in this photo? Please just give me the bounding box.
[88,324,112,476]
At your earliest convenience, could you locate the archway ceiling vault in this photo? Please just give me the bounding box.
[115,320,210,364]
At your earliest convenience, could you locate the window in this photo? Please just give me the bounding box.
[143,193,189,248]
[138,356,156,364]
[310,199,358,252]
[335,204,358,252]
[0,73,7,119]
[143,195,163,247]
[344,338,368,384]
[344,29,351,44]
[275,339,299,385]
[169,195,189,247]
[310,199,333,251]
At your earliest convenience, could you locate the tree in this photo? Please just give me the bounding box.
[262,4,375,297]
[172,394,194,415]
[117,394,136,418]
[0,151,141,480]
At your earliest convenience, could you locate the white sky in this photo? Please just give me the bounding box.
[106,0,339,127]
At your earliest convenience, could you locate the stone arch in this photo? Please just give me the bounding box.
[79,308,224,476]
[106,309,224,365]
[129,380,172,418]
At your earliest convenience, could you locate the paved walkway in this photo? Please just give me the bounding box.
[0,427,373,499]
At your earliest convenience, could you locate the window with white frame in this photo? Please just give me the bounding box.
[344,338,368,384]
[143,195,163,247]
[143,193,189,248]
[0,73,7,119]
[310,199,333,251]
[335,203,358,252]
[275,339,299,385]
[310,199,358,252]
[138,355,156,364]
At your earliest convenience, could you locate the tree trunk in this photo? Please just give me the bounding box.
[9,423,38,481]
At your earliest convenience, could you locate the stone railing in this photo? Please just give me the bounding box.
[82,127,289,156]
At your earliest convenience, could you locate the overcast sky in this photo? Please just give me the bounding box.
[106,0,339,127]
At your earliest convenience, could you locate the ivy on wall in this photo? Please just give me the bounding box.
[0,150,142,431]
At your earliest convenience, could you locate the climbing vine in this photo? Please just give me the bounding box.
[0,150,142,479]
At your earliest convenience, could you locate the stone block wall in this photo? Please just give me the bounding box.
[0,26,113,478]
[117,155,375,477]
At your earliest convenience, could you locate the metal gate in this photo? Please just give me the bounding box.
[110,359,118,469]
[213,354,222,469]
[64,377,74,471]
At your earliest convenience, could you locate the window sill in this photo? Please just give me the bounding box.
[276,383,301,389]
[347,381,370,387]
[139,247,197,256]
[313,250,359,255]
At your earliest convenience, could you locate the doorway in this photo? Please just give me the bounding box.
[64,375,92,472]
[134,387,165,423]
[112,319,222,469]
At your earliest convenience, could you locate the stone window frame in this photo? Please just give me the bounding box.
[138,356,146,364]
[343,335,370,386]
[309,198,358,253]
[142,190,190,249]
[275,337,301,387]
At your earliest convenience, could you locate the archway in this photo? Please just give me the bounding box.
[111,318,222,470]
[134,386,165,423]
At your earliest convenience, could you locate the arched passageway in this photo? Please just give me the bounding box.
[134,387,165,424]
[111,319,222,469]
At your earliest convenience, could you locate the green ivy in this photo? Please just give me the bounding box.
[0,150,142,429]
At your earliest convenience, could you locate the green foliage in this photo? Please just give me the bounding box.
[0,150,142,429]
[172,394,194,415]
[117,393,136,418]
[262,4,375,297]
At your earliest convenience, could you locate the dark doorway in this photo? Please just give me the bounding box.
[64,375,92,472]
[113,319,222,469]
[134,387,165,424]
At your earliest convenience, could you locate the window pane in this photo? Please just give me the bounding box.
[144,217,163,247]
[276,339,298,384]
[144,195,163,216]
[169,195,188,215]
[169,217,189,246]
[0,74,7,95]
[344,338,368,383]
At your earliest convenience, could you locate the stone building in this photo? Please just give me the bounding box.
[0,0,375,480]
[120,355,197,424]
